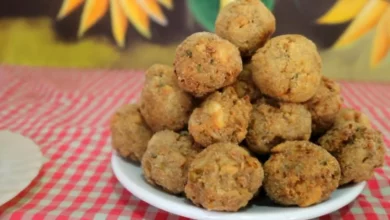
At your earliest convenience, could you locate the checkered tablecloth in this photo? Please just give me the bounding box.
[0,66,389,220]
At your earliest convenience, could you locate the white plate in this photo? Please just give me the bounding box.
[111,152,366,220]
[0,130,43,206]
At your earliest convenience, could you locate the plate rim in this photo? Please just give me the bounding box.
[111,152,366,220]
[0,130,44,207]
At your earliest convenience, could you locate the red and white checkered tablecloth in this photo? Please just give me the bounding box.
[0,66,389,220]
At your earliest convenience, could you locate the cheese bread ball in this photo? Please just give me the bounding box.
[252,35,322,102]
[142,130,202,194]
[185,143,263,211]
[232,64,262,101]
[246,98,312,154]
[215,0,275,56]
[334,108,372,128]
[305,77,343,134]
[264,141,340,207]
[318,123,385,185]
[140,64,193,132]
[174,32,242,97]
[110,104,152,162]
[188,87,252,147]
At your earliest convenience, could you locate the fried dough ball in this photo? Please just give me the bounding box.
[318,123,385,185]
[142,130,202,194]
[140,64,193,132]
[185,143,263,211]
[251,35,322,102]
[215,0,275,56]
[246,98,311,154]
[174,32,242,97]
[110,104,152,162]
[264,141,341,207]
[232,64,262,101]
[334,108,372,128]
[318,122,360,154]
[305,77,343,134]
[188,87,252,147]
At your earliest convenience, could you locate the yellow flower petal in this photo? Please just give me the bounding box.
[158,0,173,10]
[110,0,128,47]
[317,0,368,24]
[120,0,151,39]
[57,0,85,20]
[220,0,234,9]
[371,8,390,67]
[136,0,167,26]
[78,0,109,37]
[334,0,389,48]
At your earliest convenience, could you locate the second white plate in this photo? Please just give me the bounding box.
[0,131,43,207]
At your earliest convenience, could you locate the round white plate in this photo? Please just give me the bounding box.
[0,130,43,206]
[112,152,366,220]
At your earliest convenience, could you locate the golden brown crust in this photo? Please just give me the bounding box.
[110,104,152,162]
[232,64,262,101]
[305,77,343,135]
[140,64,193,132]
[215,0,275,56]
[318,123,385,185]
[318,122,359,154]
[334,108,372,128]
[264,141,340,207]
[174,32,243,97]
[188,87,252,147]
[251,35,322,102]
[185,143,263,211]
[141,130,202,194]
[246,98,312,154]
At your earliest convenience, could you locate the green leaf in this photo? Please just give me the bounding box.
[188,0,219,32]
[187,0,275,32]
[262,0,275,11]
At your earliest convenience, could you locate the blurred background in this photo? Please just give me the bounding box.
[0,0,389,81]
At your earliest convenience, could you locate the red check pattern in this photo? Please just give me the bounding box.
[0,66,389,220]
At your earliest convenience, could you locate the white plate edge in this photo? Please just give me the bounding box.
[111,152,366,220]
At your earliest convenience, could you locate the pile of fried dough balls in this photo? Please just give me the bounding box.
[110,0,385,212]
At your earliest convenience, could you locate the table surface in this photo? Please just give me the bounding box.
[0,66,389,220]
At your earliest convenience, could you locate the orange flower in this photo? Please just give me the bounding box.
[318,0,390,67]
[57,0,173,47]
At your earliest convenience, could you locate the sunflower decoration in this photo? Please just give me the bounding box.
[317,0,390,67]
[57,0,174,48]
